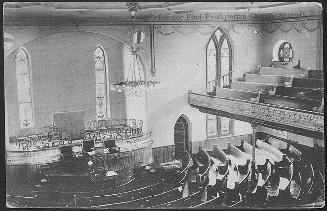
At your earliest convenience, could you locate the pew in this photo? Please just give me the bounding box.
[291,77,324,89]
[215,87,259,101]
[244,74,291,85]
[230,81,275,93]
[307,70,323,79]
[260,94,322,111]
[259,67,307,78]
[274,86,324,101]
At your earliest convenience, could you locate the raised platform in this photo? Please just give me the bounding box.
[43,167,90,178]
[6,134,153,165]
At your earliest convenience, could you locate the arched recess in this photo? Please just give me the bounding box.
[174,114,192,161]
[272,40,293,62]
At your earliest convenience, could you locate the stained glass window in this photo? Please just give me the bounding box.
[207,39,217,94]
[220,38,230,80]
[94,45,110,120]
[15,47,34,129]
[206,28,233,138]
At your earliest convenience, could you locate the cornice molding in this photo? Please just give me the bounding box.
[3,15,322,26]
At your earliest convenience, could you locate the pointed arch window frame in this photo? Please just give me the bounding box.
[14,47,35,129]
[206,30,233,90]
[205,28,234,139]
[94,44,111,120]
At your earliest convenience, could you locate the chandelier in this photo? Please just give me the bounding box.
[111,2,160,97]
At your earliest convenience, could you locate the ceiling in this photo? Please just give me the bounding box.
[3,2,302,11]
[3,2,321,23]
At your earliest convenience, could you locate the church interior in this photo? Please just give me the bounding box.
[4,2,324,208]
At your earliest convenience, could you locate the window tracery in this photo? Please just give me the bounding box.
[94,45,110,120]
[206,28,233,138]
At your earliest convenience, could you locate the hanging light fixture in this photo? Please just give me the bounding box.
[111,2,160,97]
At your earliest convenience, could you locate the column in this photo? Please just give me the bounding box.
[250,124,257,197]
[5,91,10,151]
[251,124,257,168]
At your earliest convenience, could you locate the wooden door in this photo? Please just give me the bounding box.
[174,116,190,160]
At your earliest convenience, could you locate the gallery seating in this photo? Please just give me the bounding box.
[214,87,259,101]
[291,77,324,89]
[307,69,323,79]
[260,94,321,111]
[274,86,324,101]
[244,73,291,85]
[258,66,307,77]
[230,81,275,93]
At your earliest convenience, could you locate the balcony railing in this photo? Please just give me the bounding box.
[188,91,324,139]
[9,119,145,152]
[6,133,153,165]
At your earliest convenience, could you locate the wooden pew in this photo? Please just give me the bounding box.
[307,70,323,79]
[230,81,275,93]
[215,87,259,101]
[260,94,322,111]
[259,67,307,78]
[244,73,291,85]
[291,77,324,89]
[274,86,324,101]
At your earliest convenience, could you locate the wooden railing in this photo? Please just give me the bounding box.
[207,72,232,94]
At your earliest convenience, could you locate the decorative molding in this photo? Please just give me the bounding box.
[6,134,153,165]
[154,19,321,37]
[155,25,217,37]
[188,92,324,133]
[3,6,322,25]
[6,148,61,165]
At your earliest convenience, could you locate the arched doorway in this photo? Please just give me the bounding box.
[174,115,191,160]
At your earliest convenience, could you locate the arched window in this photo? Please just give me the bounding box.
[206,28,232,94]
[272,40,293,62]
[94,45,110,120]
[206,28,233,138]
[15,47,34,129]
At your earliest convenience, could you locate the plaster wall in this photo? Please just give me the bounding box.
[4,29,129,137]
[4,12,322,148]
[259,19,323,70]
[147,23,261,147]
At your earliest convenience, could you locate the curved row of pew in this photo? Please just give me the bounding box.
[6,140,324,208]
[185,138,323,208]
